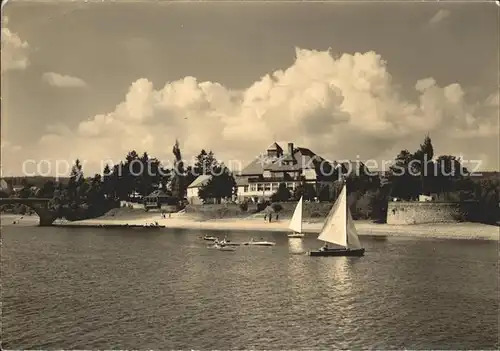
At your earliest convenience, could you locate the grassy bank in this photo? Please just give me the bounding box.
[183,203,259,220]
[268,202,332,220]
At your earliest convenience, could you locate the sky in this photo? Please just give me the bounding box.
[1,0,499,177]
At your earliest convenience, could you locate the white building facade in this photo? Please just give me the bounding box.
[235,142,333,202]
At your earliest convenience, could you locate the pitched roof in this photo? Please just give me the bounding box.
[240,146,326,175]
[267,142,283,152]
[187,174,212,188]
[235,177,249,186]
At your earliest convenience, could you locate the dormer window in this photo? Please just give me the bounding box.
[263,170,271,178]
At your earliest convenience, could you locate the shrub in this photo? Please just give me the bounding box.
[239,201,249,211]
[271,203,283,212]
[256,200,270,212]
[310,211,322,218]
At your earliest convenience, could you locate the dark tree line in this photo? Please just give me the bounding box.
[2,141,239,219]
[2,135,498,224]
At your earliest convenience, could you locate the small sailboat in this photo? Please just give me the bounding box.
[288,196,304,238]
[202,235,218,241]
[308,184,365,257]
[243,237,276,246]
[211,242,236,251]
[219,238,241,246]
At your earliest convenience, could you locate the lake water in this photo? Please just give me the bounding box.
[2,225,499,349]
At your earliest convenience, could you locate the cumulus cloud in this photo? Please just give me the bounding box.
[428,9,451,25]
[1,16,30,72]
[8,47,499,175]
[42,72,88,88]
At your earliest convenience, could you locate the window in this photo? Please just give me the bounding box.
[250,184,257,192]
[264,183,271,191]
[257,183,264,191]
[243,185,248,192]
[263,170,271,178]
[271,183,279,191]
[304,168,317,180]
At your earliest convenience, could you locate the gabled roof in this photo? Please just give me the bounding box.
[235,177,249,186]
[240,146,326,175]
[267,142,283,152]
[187,174,212,188]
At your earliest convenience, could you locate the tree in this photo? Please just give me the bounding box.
[170,139,187,201]
[102,163,116,200]
[388,149,421,200]
[293,179,316,201]
[67,159,85,204]
[198,165,237,204]
[370,184,391,223]
[40,180,55,198]
[193,149,219,176]
[431,155,469,197]
[136,152,163,196]
[473,179,500,224]
[317,183,332,202]
[413,135,434,194]
[271,182,291,202]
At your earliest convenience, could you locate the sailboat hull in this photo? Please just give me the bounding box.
[288,233,305,238]
[308,248,365,257]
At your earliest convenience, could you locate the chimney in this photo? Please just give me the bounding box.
[288,142,294,155]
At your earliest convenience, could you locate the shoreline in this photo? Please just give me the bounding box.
[56,216,500,241]
[2,213,498,241]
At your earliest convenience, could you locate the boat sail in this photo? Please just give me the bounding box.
[288,196,304,238]
[309,184,365,256]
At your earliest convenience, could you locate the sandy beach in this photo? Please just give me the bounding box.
[3,211,498,241]
[38,211,500,241]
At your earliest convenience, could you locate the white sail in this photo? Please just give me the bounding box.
[317,185,347,247]
[288,196,303,233]
[346,207,362,249]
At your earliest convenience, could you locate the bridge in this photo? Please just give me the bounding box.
[0,198,57,226]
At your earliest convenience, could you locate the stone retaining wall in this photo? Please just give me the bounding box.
[386,201,472,225]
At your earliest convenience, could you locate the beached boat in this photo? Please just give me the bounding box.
[211,243,236,251]
[243,238,276,246]
[143,223,165,229]
[219,238,240,246]
[308,184,365,257]
[203,235,218,241]
[288,196,305,238]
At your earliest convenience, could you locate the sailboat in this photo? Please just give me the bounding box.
[288,196,305,238]
[308,184,365,257]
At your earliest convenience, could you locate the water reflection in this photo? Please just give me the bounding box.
[288,238,305,254]
[319,256,353,289]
